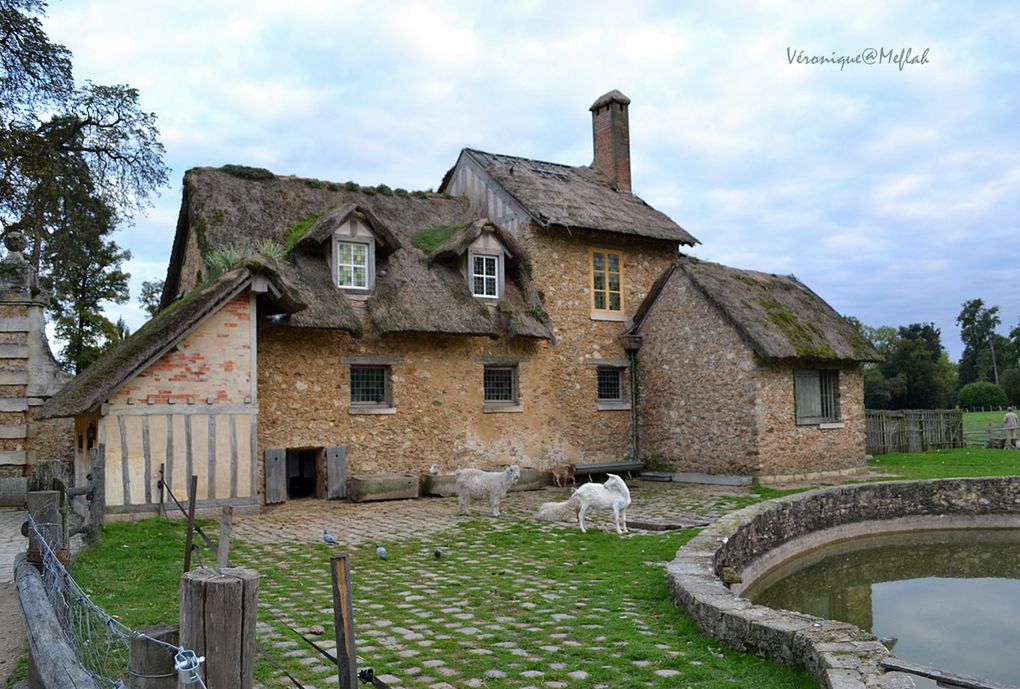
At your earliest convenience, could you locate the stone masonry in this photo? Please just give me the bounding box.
[636,266,866,477]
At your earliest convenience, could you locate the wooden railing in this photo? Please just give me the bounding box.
[865,409,965,455]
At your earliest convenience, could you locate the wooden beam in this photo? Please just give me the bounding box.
[880,658,1015,689]
[331,554,358,689]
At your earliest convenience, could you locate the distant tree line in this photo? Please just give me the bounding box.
[858,298,1020,410]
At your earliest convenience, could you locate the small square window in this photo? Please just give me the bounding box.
[351,365,390,406]
[472,254,500,298]
[337,241,370,289]
[483,366,516,404]
[597,367,623,401]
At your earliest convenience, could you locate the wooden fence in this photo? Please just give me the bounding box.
[865,409,965,455]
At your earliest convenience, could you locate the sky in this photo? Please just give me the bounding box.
[40,0,1020,361]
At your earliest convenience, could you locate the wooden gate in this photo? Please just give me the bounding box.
[326,446,347,499]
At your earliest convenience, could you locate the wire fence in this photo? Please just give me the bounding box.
[24,514,208,689]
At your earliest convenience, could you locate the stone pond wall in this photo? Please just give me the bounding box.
[666,478,1020,689]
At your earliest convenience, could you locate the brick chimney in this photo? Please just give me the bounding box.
[590,90,632,192]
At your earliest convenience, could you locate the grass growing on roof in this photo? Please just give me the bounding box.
[219,164,274,181]
[411,222,469,252]
[284,212,323,252]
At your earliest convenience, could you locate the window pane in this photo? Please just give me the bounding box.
[608,273,620,291]
[351,366,387,404]
[473,276,485,294]
[593,272,605,290]
[592,252,605,271]
[338,243,353,263]
[484,367,515,403]
[353,268,367,287]
[597,368,622,400]
[608,293,621,311]
[608,253,620,272]
[338,267,351,285]
[594,292,606,310]
[352,244,366,263]
[485,277,497,296]
[473,256,486,274]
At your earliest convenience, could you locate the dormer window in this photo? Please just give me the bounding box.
[331,216,379,291]
[337,241,371,289]
[471,253,501,298]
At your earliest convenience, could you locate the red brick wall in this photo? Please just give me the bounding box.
[110,293,254,406]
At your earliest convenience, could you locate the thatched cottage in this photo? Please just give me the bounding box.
[38,90,879,513]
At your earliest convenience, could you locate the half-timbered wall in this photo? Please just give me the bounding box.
[90,292,258,512]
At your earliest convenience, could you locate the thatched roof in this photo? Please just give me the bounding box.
[164,167,553,340]
[429,219,530,270]
[39,261,304,419]
[440,149,699,245]
[629,257,881,363]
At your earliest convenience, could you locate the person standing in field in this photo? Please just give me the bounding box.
[1003,407,1019,448]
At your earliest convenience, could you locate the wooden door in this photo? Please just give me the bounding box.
[265,448,287,504]
[326,446,347,499]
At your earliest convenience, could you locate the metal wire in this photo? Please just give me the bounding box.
[25,514,207,689]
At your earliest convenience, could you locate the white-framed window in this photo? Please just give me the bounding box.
[471,253,500,298]
[337,240,371,290]
[483,365,517,404]
[597,367,623,401]
[794,369,840,425]
[350,365,390,407]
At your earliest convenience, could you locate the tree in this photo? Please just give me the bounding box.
[958,381,1007,410]
[41,183,130,373]
[956,299,1002,386]
[1001,368,1020,407]
[859,321,955,409]
[1,0,167,370]
[139,279,164,319]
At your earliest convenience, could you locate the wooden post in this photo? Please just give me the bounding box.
[183,475,198,573]
[26,490,62,564]
[128,624,179,689]
[88,446,105,545]
[330,554,358,689]
[179,568,258,689]
[217,507,232,571]
[158,463,166,519]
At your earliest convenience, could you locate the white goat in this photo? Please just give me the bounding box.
[455,464,521,517]
[574,473,631,534]
[535,493,580,523]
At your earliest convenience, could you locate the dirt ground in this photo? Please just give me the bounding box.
[0,582,26,687]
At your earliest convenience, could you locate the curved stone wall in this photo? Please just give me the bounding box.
[666,477,1020,689]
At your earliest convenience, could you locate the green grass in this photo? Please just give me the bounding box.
[867,447,1020,480]
[71,517,814,689]
[964,410,1008,434]
[4,656,27,689]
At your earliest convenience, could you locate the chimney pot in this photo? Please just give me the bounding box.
[590,90,632,192]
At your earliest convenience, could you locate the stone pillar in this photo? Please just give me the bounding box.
[0,231,71,491]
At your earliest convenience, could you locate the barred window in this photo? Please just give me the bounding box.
[597,367,623,401]
[483,366,516,404]
[794,369,839,424]
[351,365,389,406]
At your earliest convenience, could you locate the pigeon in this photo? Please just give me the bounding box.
[323,529,340,546]
[433,547,443,559]
[375,545,388,560]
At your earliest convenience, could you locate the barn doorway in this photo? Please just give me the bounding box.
[286,448,320,499]
[265,446,348,504]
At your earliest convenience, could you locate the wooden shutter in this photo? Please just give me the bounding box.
[264,448,287,504]
[326,446,347,499]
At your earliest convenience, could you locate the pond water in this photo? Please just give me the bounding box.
[742,529,1020,689]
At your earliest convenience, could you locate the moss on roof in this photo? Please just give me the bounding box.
[412,223,469,252]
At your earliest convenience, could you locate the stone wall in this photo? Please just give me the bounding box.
[255,226,679,488]
[667,478,1020,689]
[755,363,867,477]
[635,268,761,473]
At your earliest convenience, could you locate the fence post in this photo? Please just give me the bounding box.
[179,568,259,689]
[128,624,179,689]
[183,475,198,573]
[331,554,358,689]
[26,490,63,566]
